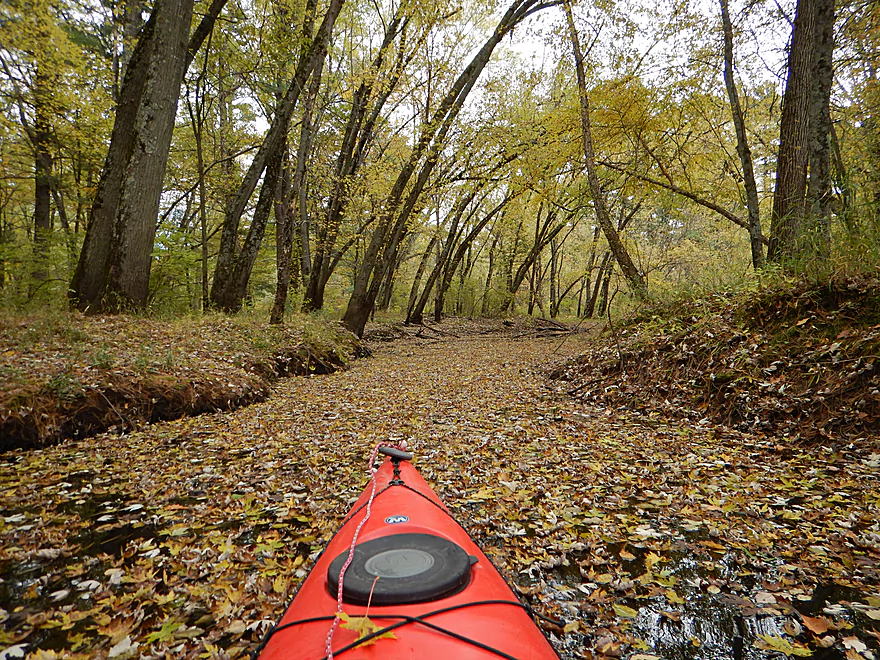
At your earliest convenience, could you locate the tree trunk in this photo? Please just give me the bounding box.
[565,0,647,298]
[30,64,53,295]
[270,151,293,325]
[587,251,611,318]
[302,12,407,312]
[102,0,195,311]
[500,218,524,313]
[549,237,559,317]
[70,0,225,313]
[407,233,439,322]
[481,233,499,315]
[70,11,159,312]
[806,0,835,258]
[720,0,764,270]
[582,224,601,316]
[184,35,212,311]
[273,55,324,324]
[504,205,567,308]
[597,262,612,317]
[768,0,816,264]
[435,196,511,322]
[214,144,285,313]
[406,194,473,324]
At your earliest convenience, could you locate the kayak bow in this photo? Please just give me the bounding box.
[255,446,560,659]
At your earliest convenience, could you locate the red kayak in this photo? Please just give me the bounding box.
[254,446,560,659]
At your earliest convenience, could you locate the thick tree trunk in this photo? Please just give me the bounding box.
[70,12,158,312]
[720,0,764,270]
[102,0,194,311]
[565,0,647,298]
[768,0,816,263]
[70,0,225,313]
[806,0,835,258]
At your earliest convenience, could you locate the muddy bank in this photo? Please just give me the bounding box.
[0,314,356,451]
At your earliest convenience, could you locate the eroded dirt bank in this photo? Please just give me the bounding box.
[1,335,878,660]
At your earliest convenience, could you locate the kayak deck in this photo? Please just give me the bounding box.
[255,456,560,659]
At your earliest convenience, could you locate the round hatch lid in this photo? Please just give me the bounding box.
[327,533,475,605]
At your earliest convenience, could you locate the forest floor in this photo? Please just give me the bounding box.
[0,314,358,451]
[1,313,878,660]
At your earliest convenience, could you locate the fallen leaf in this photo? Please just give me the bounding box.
[613,603,639,619]
[801,615,831,635]
[108,636,138,659]
[842,637,867,653]
[0,645,27,660]
[756,634,813,657]
[337,612,396,646]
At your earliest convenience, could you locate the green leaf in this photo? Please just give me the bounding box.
[613,603,639,619]
[145,620,182,645]
[755,634,813,657]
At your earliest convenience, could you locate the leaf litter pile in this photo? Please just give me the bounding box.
[549,275,880,441]
[1,324,879,660]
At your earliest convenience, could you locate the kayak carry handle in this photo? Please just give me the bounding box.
[379,446,413,461]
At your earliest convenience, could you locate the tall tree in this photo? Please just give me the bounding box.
[209,0,343,311]
[768,0,836,265]
[70,0,228,312]
[301,8,412,312]
[720,0,764,269]
[565,0,647,298]
[806,0,836,255]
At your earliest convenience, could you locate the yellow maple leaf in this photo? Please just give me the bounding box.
[337,612,397,646]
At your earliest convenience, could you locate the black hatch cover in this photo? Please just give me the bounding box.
[327,533,475,605]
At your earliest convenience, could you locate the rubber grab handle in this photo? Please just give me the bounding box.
[379,446,414,461]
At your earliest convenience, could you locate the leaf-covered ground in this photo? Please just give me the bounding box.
[0,313,356,451]
[1,327,878,660]
[550,275,880,441]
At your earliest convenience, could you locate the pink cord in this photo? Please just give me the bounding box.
[325,441,407,659]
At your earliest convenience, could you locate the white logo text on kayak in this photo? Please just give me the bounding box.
[384,515,409,524]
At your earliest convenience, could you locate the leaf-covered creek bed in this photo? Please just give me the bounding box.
[1,336,878,659]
